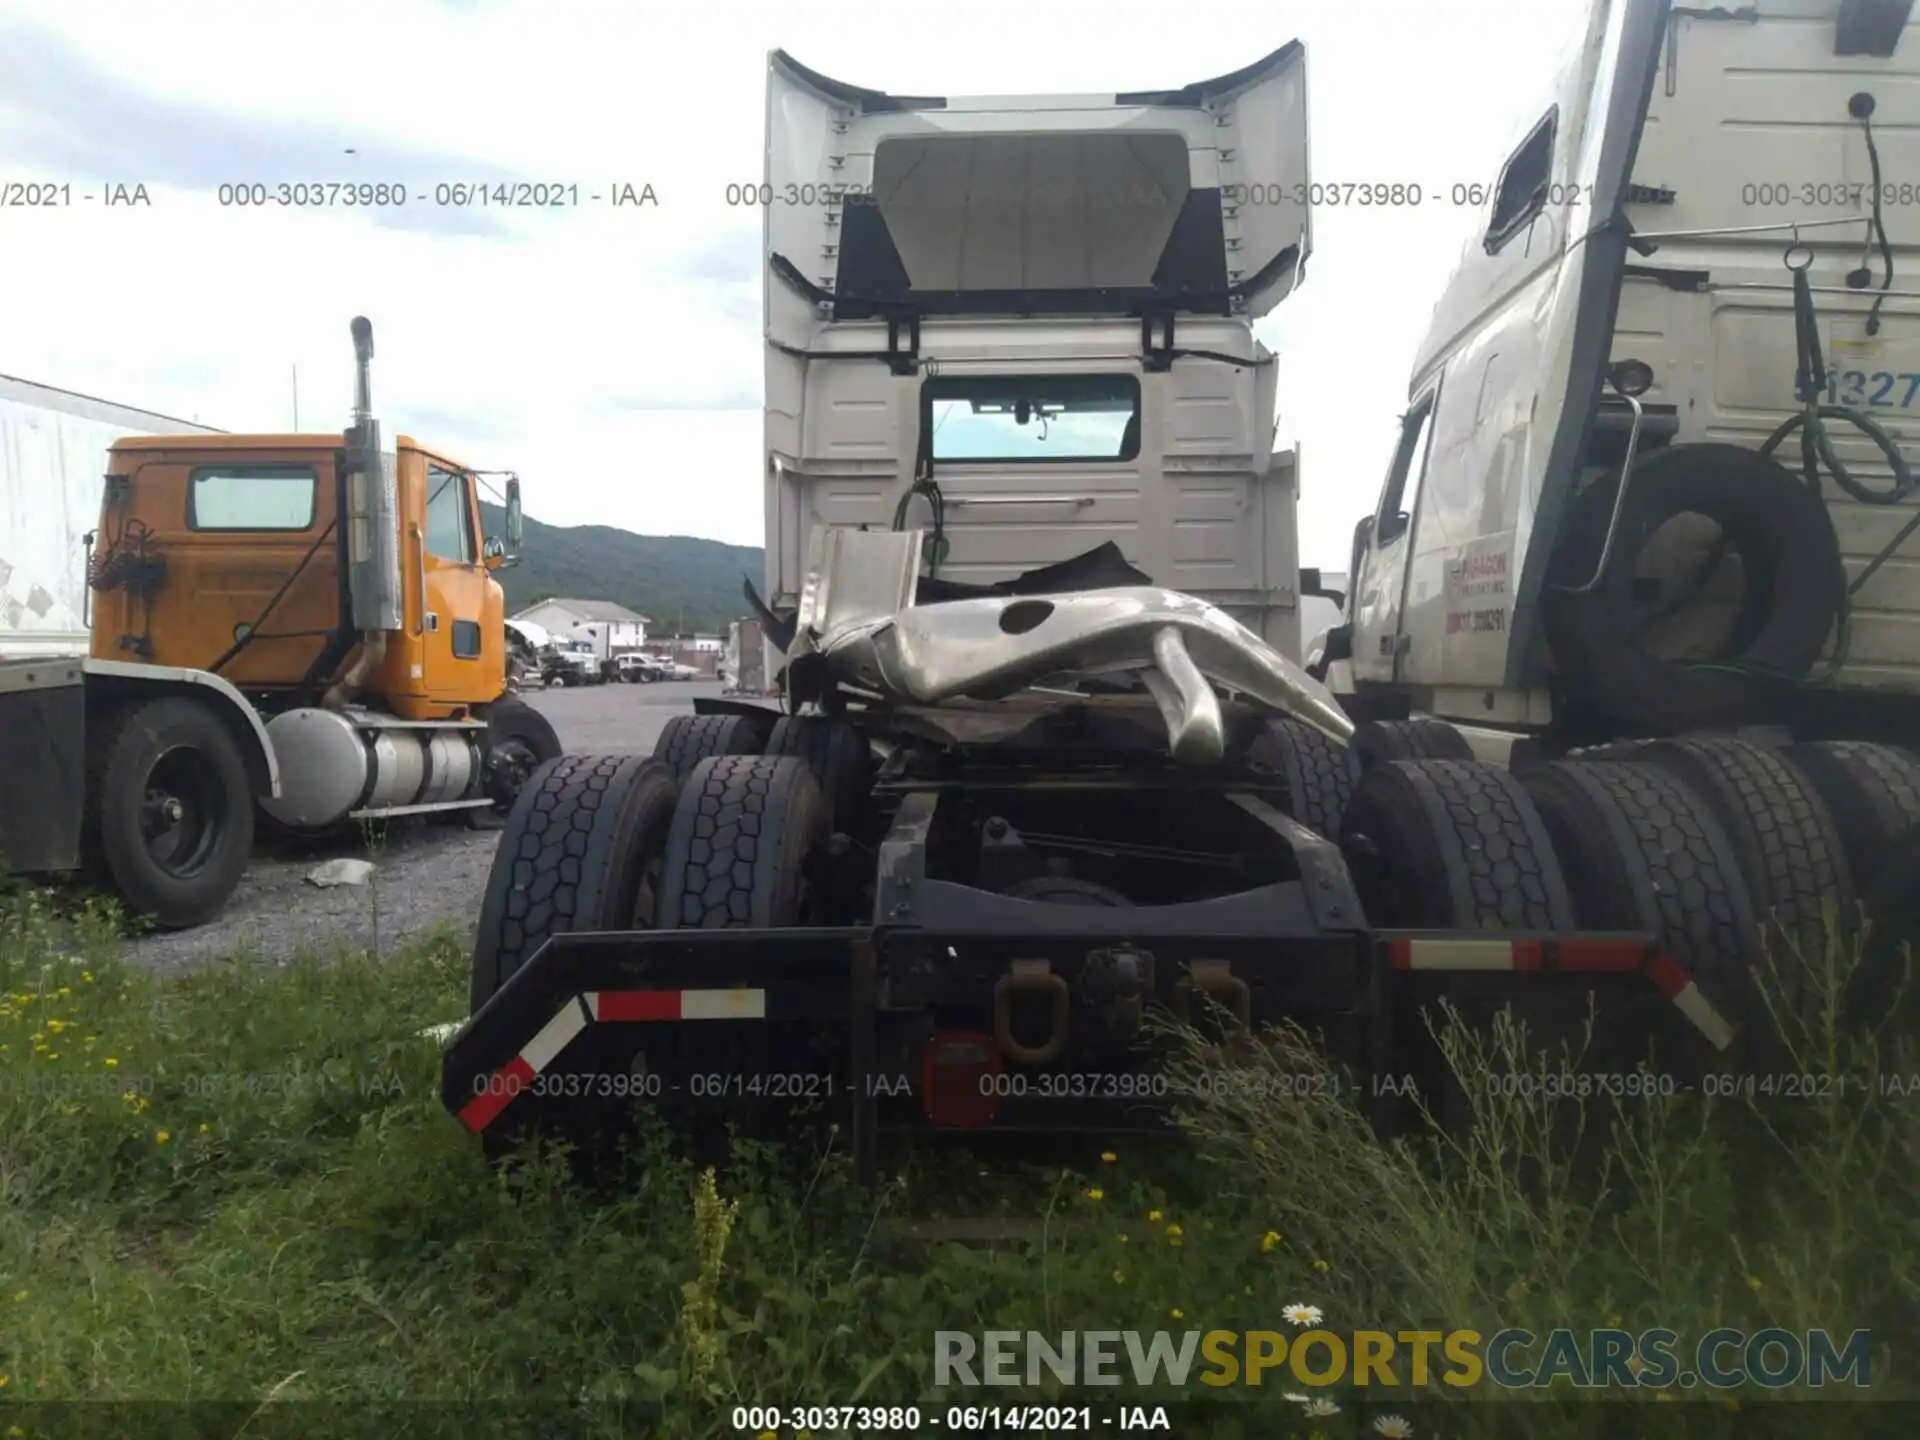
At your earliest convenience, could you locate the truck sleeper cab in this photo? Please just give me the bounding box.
[761,44,1315,667]
[1339,0,1920,748]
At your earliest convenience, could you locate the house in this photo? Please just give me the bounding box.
[511,598,650,661]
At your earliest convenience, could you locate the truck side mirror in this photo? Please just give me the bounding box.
[505,476,524,550]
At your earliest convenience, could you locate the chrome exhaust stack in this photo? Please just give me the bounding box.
[342,316,402,635]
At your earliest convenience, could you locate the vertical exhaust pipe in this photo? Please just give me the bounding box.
[327,316,401,706]
[342,316,401,633]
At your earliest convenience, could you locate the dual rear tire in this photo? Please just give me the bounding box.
[1339,733,1918,1089]
[469,712,857,1164]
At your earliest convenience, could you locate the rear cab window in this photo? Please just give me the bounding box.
[187,465,318,531]
[924,375,1142,463]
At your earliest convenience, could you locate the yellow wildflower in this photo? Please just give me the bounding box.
[1312,1258,1330,1272]
[1100,1150,1117,1163]
[1746,1275,1763,1292]
[1166,1223,1183,1239]
[104,1057,118,1069]
[1170,1308,1185,1319]
[1112,1269,1126,1284]
[82,971,94,983]
[1262,1230,1282,1253]
[155,1130,171,1145]
[1086,1187,1104,1202]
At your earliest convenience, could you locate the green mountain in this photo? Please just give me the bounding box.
[481,503,763,635]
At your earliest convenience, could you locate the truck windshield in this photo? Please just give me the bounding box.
[924,374,1140,463]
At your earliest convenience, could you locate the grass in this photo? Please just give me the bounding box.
[0,881,1915,1439]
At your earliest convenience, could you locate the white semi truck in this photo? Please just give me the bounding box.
[447,41,1842,1173]
[1317,0,1920,981]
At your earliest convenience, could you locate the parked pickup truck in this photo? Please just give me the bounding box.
[614,653,667,683]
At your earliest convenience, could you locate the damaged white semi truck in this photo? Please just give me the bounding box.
[443,23,1901,1177]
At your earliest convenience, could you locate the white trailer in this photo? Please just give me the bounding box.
[0,375,223,657]
[0,378,229,888]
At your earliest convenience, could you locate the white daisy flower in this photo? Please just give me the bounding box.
[1372,1415,1415,1438]
[1282,1302,1324,1327]
[1282,1392,1310,1404]
[1303,1396,1341,1417]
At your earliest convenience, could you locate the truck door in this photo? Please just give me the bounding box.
[415,458,491,705]
[1349,388,1439,683]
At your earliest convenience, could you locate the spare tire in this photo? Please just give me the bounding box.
[1542,443,1844,733]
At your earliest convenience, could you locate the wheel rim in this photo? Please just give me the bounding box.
[489,738,540,808]
[140,745,226,879]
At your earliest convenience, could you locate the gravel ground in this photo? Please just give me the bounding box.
[124,681,722,974]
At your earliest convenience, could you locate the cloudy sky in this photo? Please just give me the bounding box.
[0,0,1587,567]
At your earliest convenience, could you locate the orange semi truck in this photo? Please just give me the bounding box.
[0,319,561,929]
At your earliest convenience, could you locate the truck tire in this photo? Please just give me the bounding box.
[1340,758,1576,930]
[1520,758,1759,1050]
[1350,718,1475,769]
[652,713,765,781]
[1248,716,1358,838]
[1340,759,1576,1133]
[659,755,829,928]
[469,754,680,1014]
[1860,823,1920,1026]
[1783,741,1920,897]
[86,697,254,930]
[482,697,563,812]
[1542,443,1844,733]
[763,715,870,828]
[1615,737,1852,973]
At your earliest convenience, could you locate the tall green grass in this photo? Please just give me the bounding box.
[0,880,1912,1439]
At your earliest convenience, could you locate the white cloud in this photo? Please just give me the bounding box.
[0,0,1588,560]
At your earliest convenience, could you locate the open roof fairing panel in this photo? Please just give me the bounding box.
[763,45,1311,328]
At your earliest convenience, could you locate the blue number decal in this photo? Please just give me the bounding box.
[1902,374,1920,408]
[1841,371,1869,405]
[1868,372,1896,406]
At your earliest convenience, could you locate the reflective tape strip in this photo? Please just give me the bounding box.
[520,996,590,1073]
[456,988,774,1132]
[1670,980,1736,1051]
[682,988,767,1020]
[593,988,767,1022]
[1389,938,1527,970]
[1555,939,1649,972]
[458,1054,534,1132]
[1646,955,1735,1049]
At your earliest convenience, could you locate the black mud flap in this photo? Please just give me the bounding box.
[441,928,872,1136]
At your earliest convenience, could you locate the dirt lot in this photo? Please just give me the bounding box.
[125,680,723,974]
